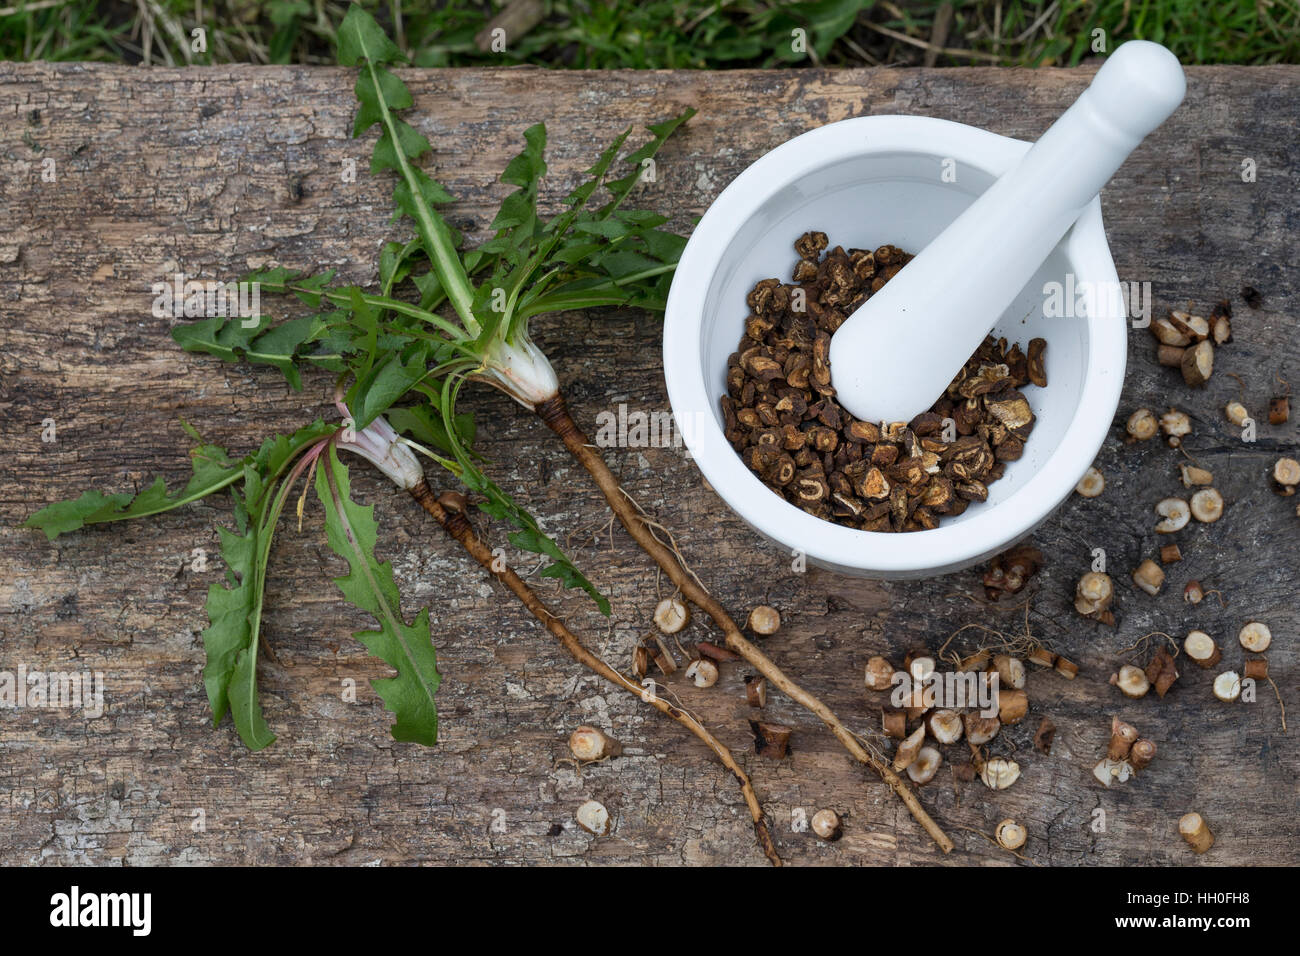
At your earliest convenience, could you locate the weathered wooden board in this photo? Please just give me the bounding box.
[0,62,1296,866]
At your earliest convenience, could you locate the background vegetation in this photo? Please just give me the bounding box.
[2,0,1296,68]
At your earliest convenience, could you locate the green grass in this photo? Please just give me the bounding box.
[1,0,1297,67]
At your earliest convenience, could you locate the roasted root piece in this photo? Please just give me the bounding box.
[725,236,1043,535]
[1146,646,1180,698]
[983,545,1043,600]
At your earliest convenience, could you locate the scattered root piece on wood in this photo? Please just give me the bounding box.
[1184,629,1220,668]
[1145,645,1180,697]
[996,818,1028,851]
[570,726,622,762]
[744,674,767,708]
[980,756,1021,790]
[811,808,842,841]
[1112,665,1150,699]
[1034,717,1056,754]
[1108,717,1138,761]
[685,657,719,688]
[654,596,690,634]
[1179,812,1214,854]
[746,605,781,635]
[1133,557,1167,594]
[1239,621,1272,653]
[1213,671,1241,702]
[576,799,611,836]
[1130,738,1157,771]
[998,688,1029,725]
[907,746,942,784]
[750,720,792,759]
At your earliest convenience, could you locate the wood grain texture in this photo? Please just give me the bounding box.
[0,62,1296,866]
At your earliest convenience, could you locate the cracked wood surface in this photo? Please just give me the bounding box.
[0,62,1297,866]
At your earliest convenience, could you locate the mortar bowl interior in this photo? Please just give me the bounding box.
[663,116,1127,578]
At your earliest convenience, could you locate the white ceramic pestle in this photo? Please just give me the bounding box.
[829,40,1186,425]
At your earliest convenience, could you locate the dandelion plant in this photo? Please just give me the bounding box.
[299,4,953,852]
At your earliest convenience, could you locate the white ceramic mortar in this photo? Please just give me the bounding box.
[663,115,1128,578]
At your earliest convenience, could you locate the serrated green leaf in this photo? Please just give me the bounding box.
[371,117,432,175]
[336,3,402,67]
[171,311,325,389]
[350,352,426,430]
[200,423,335,748]
[247,317,315,389]
[352,63,412,137]
[339,9,476,332]
[316,446,440,745]
[26,438,242,540]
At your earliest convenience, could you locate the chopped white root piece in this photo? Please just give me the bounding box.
[1168,311,1209,340]
[1132,559,1165,596]
[908,655,936,683]
[1212,671,1241,702]
[864,655,895,691]
[569,726,622,761]
[1075,571,1114,614]
[994,655,1026,690]
[1159,408,1192,440]
[980,757,1021,791]
[892,726,925,772]
[1179,812,1214,854]
[746,605,781,635]
[906,746,941,784]
[1238,621,1272,653]
[1155,497,1190,533]
[1273,458,1300,490]
[1180,463,1214,487]
[1093,757,1133,787]
[1152,316,1191,346]
[1129,739,1157,771]
[1075,466,1105,497]
[963,713,1000,746]
[1189,488,1224,523]
[996,819,1027,851]
[576,800,611,836]
[928,709,964,745]
[1225,401,1250,427]
[684,658,719,688]
[1107,717,1138,760]
[1183,630,1221,668]
[1114,664,1150,699]
[1126,408,1158,441]
[1180,340,1214,386]
[998,688,1029,725]
[811,808,842,841]
[653,597,690,634]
